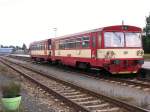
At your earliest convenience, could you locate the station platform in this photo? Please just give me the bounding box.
[10,54,30,57]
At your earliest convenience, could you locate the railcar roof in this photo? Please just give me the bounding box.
[30,25,141,44]
[53,28,102,40]
[53,25,141,40]
[30,39,50,45]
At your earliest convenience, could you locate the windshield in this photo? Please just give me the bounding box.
[104,32,124,47]
[125,33,141,47]
[104,32,142,48]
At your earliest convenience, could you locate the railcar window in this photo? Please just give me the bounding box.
[104,32,124,47]
[32,45,35,50]
[67,39,75,48]
[55,41,59,49]
[98,32,101,48]
[49,45,51,49]
[48,40,51,49]
[59,41,65,49]
[82,36,89,48]
[65,40,69,49]
[75,38,81,48]
[125,33,142,47]
[92,36,96,48]
[40,44,42,50]
[35,45,37,50]
[41,44,43,50]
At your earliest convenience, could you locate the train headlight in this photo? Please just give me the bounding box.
[113,60,120,64]
[137,50,144,56]
[136,60,144,65]
[105,51,115,58]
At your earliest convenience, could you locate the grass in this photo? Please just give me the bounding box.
[0,65,8,73]
[0,64,24,112]
[144,54,150,61]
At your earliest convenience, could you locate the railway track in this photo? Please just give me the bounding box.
[0,57,149,112]
[6,55,150,93]
[40,63,150,93]
[66,68,150,92]
[6,55,150,92]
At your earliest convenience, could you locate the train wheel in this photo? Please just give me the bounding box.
[99,69,110,78]
[77,62,89,70]
[137,69,146,78]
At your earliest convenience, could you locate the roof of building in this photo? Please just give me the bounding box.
[0,48,13,54]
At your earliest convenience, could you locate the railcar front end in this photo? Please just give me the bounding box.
[99,26,144,75]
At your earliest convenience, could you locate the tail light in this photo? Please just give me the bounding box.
[137,50,144,56]
[135,60,144,64]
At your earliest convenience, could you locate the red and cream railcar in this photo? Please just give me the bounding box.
[30,25,144,74]
[29,39,52,61]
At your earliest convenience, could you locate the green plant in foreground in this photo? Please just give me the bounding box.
[1,82,21,98]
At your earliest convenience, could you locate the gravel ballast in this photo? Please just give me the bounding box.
[5,57,150,110]
[0,62,74,112]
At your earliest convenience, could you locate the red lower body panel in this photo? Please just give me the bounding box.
[31,54,143,74]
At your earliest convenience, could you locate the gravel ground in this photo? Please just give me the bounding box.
[5,57,150,110]
[143,61,150,69]
[0,62,74,112]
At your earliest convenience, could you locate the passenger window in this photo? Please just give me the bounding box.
[92,36,96,48]
[98,32,101,48]
[49,45,51,49]
[67,39,75,48]
[82,36,89,48]
[55,41,59,49]
[76,38,81,48]
[48,40,51,49]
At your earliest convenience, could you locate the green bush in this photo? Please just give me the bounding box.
[1,82,21,98]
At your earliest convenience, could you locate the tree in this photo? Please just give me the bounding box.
[16,46,21,50]
[143,14,150,53]
[22,43,27,51]
[0,45,3,48]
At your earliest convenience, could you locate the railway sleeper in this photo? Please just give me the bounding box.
[68,95,90,100]
[65,94,86,98]
[56,89,76,93]
[93,107,120,112]
[61,91,81,95]
[71,97,93,101]
[78,99,101,105]
[72,97,97,103]
[85,103,109,109]
[51,86,72,91]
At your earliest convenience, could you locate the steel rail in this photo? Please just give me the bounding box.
[0,57,149,112]
[107,77,150,89]
[0,58,89,112]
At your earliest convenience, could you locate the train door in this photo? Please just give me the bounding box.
[44,42,47,55]
[48,39,51,57]
[51,40,56,60]
[91,32,98,59]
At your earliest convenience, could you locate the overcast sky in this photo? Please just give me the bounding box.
[0,0,150,47]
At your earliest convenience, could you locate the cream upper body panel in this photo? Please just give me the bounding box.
[31,50,51,56]
[55,49,91,58]
[31,49,143,59]
[97,49,144,59]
